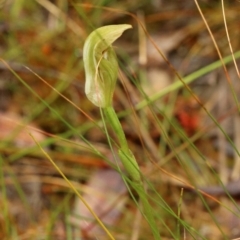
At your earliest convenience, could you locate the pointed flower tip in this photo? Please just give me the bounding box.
[83,24,132,108]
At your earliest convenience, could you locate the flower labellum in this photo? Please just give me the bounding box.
[83,24,132,108]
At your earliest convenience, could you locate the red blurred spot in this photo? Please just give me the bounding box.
[41,43,52,56]
[175,96,200,135]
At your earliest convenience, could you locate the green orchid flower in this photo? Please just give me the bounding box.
[83,24,132,108]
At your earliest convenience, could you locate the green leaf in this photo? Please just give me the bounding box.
[83,24,132,108]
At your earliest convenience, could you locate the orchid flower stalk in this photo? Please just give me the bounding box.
[83,24,160,239]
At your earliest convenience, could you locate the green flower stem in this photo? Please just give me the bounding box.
[104,107,129,154]
[104,106,161,240]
